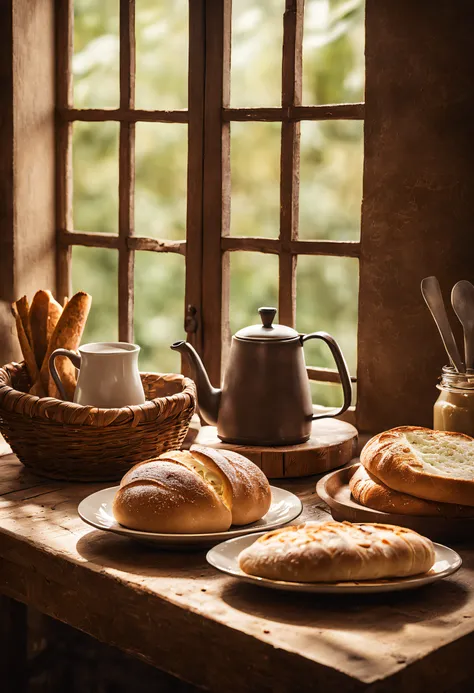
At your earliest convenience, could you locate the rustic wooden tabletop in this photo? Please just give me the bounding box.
[1,443,474,693]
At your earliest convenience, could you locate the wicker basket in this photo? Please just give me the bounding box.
[0,361,196,482]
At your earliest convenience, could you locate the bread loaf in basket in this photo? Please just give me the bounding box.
[0,361,196,481]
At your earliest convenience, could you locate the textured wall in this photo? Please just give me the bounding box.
[357,0,474,432]
[0,0,56,366]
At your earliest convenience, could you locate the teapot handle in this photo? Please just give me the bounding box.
[301,332,352,420]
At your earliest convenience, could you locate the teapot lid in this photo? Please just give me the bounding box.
[235,307,299,341]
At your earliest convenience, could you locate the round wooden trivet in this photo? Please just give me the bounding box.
[194,419,358,479]
[316,464,474,543]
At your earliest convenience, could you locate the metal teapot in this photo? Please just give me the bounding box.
[171,307,352,446]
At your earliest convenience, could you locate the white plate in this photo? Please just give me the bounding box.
[78,486,303,549]
[206,532,462,593]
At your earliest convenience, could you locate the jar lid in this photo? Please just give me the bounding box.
[235,307,299,341]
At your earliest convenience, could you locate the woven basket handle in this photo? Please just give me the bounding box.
[49,349,81,402]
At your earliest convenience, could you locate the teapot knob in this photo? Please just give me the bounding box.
[258,307,277,329]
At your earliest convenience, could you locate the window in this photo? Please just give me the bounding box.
[2,1,470,434]
[57,0,364,416]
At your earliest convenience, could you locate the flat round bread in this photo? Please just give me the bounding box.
[350,464,474,517]
[238,521,435,582]
[361,426,474,507]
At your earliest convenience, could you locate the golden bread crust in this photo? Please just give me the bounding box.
[191,445,271,525]
[238,520,435,582]
[361,426,474,507]
[113,458,232,533]
[350,464,474,517]
[113,445,271,533]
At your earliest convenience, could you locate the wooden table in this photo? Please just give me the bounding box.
[1,444,474,693]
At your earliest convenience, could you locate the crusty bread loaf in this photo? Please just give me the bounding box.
[158,449,233,512]
[350,464,474,517]
[191,446,272,525]
[361,426,474,507]
[238,521,435,582]
[113,456,232,533]
[113,446,271,533]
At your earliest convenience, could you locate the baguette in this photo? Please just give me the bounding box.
[11,303,42,394]
[38,291,92,399]
[238,521,435,582]
[29,290,63,369]
[15,295,32,347]
[361,426,474,507]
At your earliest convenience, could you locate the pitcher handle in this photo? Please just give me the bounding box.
[49,349,81,401]
[301,331,352,420]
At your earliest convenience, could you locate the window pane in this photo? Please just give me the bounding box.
[296,255,358,374]
[73,0,119,108]
[134,252,185,374]
[228,252,279,337]
[231,122,281,238]
[135,123,187,240]
[71,247,118,342]
[299,120,363,240]
[73,121,119,234]
[310,381,357,409]
[303,0,365,105]
[231,1,284,107]
[135,0,188,110]
[310,380,343,409]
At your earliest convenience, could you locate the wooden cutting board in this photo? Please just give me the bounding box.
[194,419,358,479]
[317,463,474,542]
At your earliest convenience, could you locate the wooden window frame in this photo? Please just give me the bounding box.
[2,0,473,435]
[55,0,363,416]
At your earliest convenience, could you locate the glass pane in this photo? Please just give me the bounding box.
[299,120,363,240]
[310,381,357,408]
[134,252,185,374]
[296,255,358,374]
[135,123,187,239]
[135,0,188,110]
[231,1,284,107]
[71,246,118,343]
[231,122,281,238]
[73,121,119,234]
[228,252,279,336]
[73,0,119,108]
[303,0,365,105]
[310,380,343,408]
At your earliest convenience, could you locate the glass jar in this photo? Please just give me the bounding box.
[433,366,474,436]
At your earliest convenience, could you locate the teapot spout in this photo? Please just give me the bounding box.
[171,341,221,426]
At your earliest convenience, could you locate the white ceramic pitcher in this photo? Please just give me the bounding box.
[49,342,146,408]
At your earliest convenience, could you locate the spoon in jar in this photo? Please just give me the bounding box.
[452,280,474,371]
[421,276,464,372]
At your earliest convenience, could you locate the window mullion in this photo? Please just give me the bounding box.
[56,0,74,302]
[184,0,206,356]
[118,0,135,343]
[201,0,232,386]
[279,0,304,328]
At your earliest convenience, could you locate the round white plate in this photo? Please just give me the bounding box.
[206,532,462,593]
[78,486,302,549]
